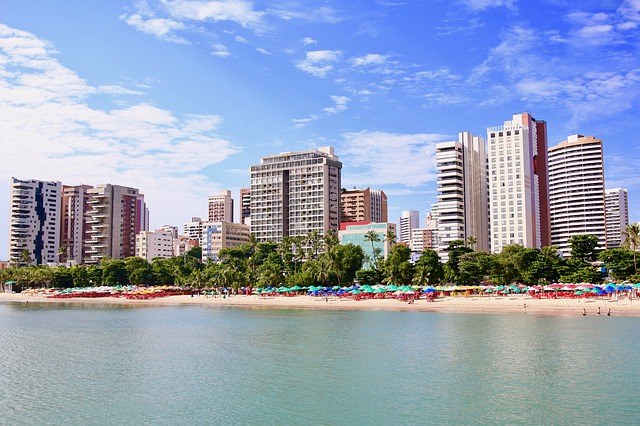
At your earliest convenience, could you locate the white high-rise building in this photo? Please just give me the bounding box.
[434,132,489,260]
[8,178,62,266]
[605,188,629,249]
[487,113,550,253]
[398,210,419,245]
[60,184,93,264]
[136,229,175,261]
[548,135,606,255]
[183,217,204,244]
[250,146,342,243]
[208,190,234,223]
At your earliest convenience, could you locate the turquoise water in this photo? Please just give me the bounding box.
[0,303,639,425]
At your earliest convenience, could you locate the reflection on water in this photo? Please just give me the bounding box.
[0,303,638,425]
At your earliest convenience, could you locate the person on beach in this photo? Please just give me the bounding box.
[607,309,611,316]
[598,307,601,315]
[582,309,586,316]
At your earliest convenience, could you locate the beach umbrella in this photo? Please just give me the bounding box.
[484,288,494,293]
[290,285,302,291]
[385,284,399,292]
[350,289,361,295]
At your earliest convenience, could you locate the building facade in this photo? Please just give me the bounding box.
[240,188,251,225]
[136,229,175,261]
[201,222,251,262]
[434,132,489,260]
[398,210,419,245]
[605,188,629,249]
[84,184,148,264]
[183,217,204,243]
[8,178,62,266]
[340,187,388,224]
[548,135,606,255]
[339,222,396,269]
[208,190,234,223]
[250,146,342,243]
[60,184,93,264]
[487,113,550,253]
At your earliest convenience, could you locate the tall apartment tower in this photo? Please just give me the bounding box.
[605,188,629,249]
[8,178,62,266]
[548,135,607,255]
[434,132,489,259]
[398,210,420,245]
[340,187,388,223]
[250,146,342,242]
[487,113,550,253]
[240,188,251,225]
[208,190,234,223]
[60,184,93,264]
[136,229,175,261]
[84,184,147,264]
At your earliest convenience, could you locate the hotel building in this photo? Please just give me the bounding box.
[434,132,489,259]
[201,222,251,262]
[208,190,234,223]
[240,188,251,225]
[250,146,342,243]
[8,178,62,266]
[548,135,606,255]
[340,188,388,224]
[398,210,420,245]
[339,222,396,268]
[487,113,550,253]
[605,188,629,249]
[84,184,148,264]
[60,184,93,264]
[136,229,175,261]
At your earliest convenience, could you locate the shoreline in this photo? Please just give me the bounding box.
[2,292,639,316]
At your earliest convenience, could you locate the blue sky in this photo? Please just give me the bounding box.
[1,0,640,259]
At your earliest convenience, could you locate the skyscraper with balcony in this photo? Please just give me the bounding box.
[398,210,419,245]
[605,188,629,249]
[434,132,489,259]
[340,187,388,224]
[8,178,62,266]
[240,188,251,225]
[208,190,234,223]
[250,146,342,243]
[548,135,606,255]
[60,184,93,264]
[487,113,550,253]
[84,184,148,264]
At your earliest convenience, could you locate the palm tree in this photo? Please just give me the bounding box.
[323,229,340,251]
[57,246,67,264]
[622,222,640,273]
[465,236,478,250]
[363,230,381,268]
[19,249,33,267]
[385,230,397,247]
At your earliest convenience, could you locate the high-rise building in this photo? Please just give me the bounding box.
[548,135,606,255]
[398,210,419,245]
[183,217,204,244]
[605,188,629,249]
[201,221,251,262]
[434,132,489,259]
[8,178,62,266]
[136,229,175,261]
[240,188,251,225]
[208,190,234,223]
[250,146,342,243]
[60,184,93,264]
[340,187,388,224]
[84,184,148,264]
[487,113,550,253]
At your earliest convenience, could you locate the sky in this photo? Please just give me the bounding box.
[1,0,640,260]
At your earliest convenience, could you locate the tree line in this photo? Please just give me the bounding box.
[2,224,639,290]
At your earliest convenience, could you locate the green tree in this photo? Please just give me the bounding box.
[363,230,381,268]
[385,229,397,247]
[19,249,33,267]
[101,260,128,286]
[444,240,473,283]
[599,248,635,281]
[129,266,155,286]
[458,251,496,284]
[356,268,382,286]
[332,244,364,286]
[622,223,640,274]
[381,244,414,286]
[412,249,444,286]
[569,234,600,263]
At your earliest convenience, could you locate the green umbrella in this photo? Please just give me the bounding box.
[350,289,361,295]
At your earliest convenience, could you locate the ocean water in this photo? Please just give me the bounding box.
[0,302,638,425]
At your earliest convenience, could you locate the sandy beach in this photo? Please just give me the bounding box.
[2,291,639,316]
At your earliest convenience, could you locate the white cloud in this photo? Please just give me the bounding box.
[301,37,318,46]
[269,6,343,23]
[164,0,264,29]
[255,47,271,55]
[234,35,249,43]
[458,0,517,12]
[323,95,350,114]
[295,50,341,78]
[351,53,388,67]
[97,85,146,96]
[121,13,189,44]
[339,131,449,186]
[0,24,238,233]
[211,43,231,57]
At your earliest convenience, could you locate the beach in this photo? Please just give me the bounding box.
[2,291,638,316]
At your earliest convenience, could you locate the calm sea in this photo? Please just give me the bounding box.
[0,302,638,425]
